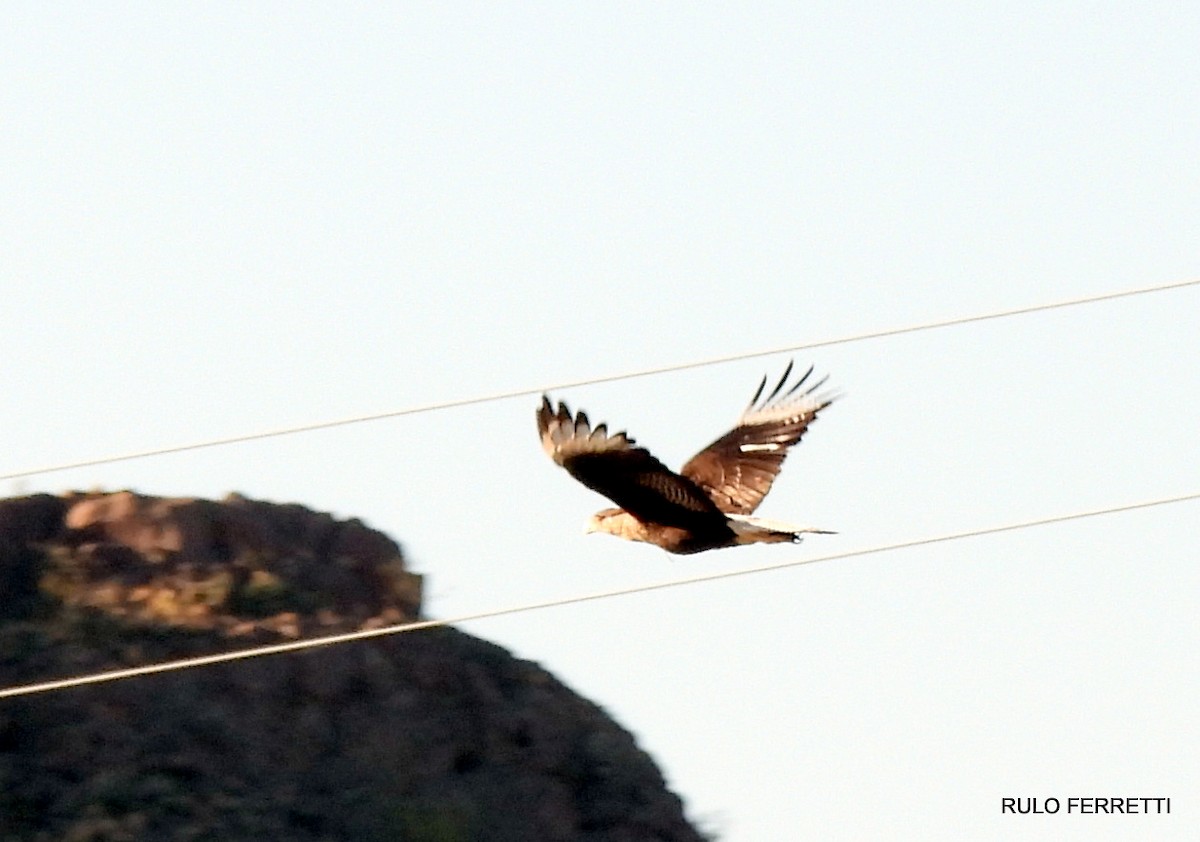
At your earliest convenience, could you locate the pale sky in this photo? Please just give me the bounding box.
[3,4,1198,840]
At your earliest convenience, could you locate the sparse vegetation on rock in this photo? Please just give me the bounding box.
[0,492,706,842]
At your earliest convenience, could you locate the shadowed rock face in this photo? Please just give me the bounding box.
[0,492,707,842]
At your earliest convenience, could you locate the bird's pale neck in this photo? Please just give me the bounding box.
[585,508,650,543]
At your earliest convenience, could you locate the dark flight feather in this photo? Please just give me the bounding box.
[680,364,834,515]
[537,397,724,530]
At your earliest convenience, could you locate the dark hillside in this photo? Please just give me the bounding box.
[0,492,706,842]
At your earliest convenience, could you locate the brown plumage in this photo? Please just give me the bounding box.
[537,361,836,554]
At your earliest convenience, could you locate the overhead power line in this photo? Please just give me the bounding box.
[2,277,1196,482]
[1,488,1196,701]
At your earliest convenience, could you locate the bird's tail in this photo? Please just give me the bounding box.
[727,514,836,546]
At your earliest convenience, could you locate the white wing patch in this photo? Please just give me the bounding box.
[739,443,782,452]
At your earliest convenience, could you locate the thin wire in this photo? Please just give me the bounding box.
[2,488,1196,701]
[3,277,1196,481]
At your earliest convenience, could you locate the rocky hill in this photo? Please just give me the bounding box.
[0,492,707,842]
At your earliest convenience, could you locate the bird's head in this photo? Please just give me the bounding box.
[584,507,625,538]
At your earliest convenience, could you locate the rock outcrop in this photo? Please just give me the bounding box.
[0,492,706,842]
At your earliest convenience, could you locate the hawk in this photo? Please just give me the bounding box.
[537,362,836,554]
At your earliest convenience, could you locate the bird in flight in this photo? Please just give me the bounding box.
[537,362,836,554]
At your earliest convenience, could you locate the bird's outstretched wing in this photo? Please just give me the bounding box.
[537,396,724,524]
[680,362,835,515]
